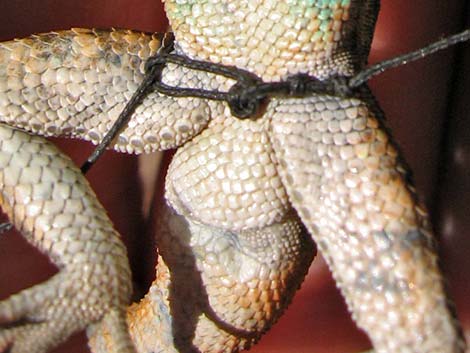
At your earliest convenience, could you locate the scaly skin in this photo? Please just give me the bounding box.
[0,1,466,353]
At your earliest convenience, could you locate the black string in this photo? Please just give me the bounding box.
[145,28,470,119]
[147,53,353,118]
[349,28,470,88]
[80,27,470,173]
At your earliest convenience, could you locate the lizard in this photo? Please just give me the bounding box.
[0,2,466,349]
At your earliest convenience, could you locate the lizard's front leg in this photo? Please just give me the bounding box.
[0,123,133,353]
[0,28,165,353]
[0,28,211,353]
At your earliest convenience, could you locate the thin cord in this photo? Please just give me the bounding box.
[81,28,470,173]
[349,28,470,88]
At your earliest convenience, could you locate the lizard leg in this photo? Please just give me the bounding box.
[0,28,213,353]
[0,124,134,353]
[270,95,465,352]
[89,203,315,353]
[0,29,212,154]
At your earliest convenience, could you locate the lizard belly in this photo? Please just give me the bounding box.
[165,112,290,231]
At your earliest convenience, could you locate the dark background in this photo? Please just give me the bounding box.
[0,1,469,352]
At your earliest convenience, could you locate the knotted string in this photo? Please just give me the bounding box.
[0,28,468,234]
[80,28,470,173]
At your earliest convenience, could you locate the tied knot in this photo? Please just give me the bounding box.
[144,55,166,74]
[226,79,265,119]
